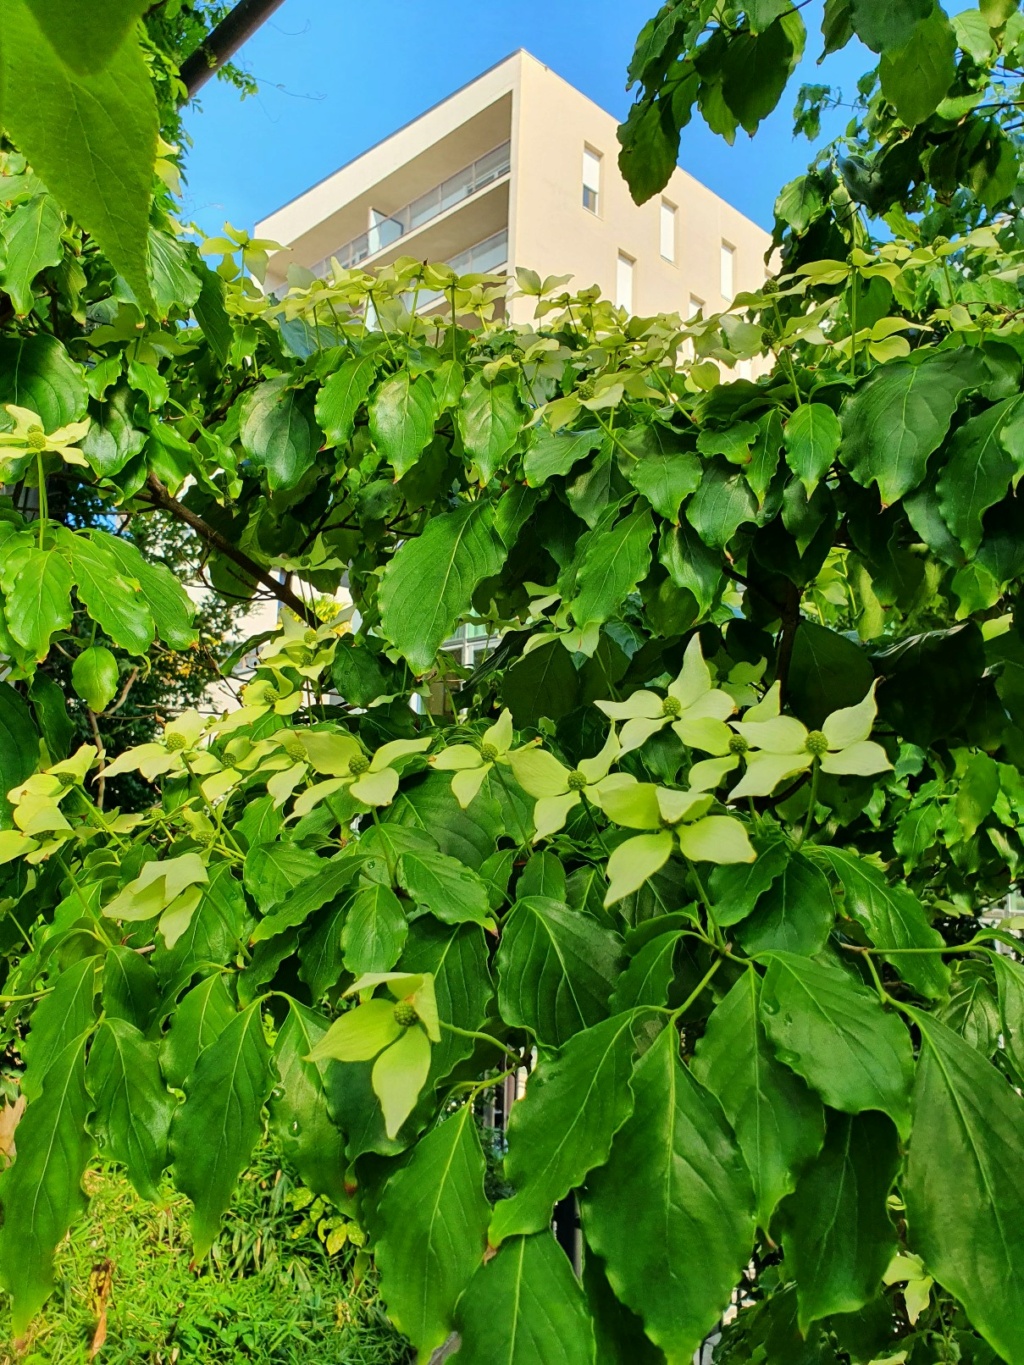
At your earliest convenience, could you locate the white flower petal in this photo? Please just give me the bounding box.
[732,715,808,755]
[668,634,712,709]
[820,739,891,777]
[728,751,811,799]
[822,684,879,751]
[595,691,663,721]
[619,715,668,754]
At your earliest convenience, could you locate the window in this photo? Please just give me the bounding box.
[688,294,704,320]
[616,252,634,312]
[582,147,602,214]
[720,241,735,300]
[683,296,704,358]
[660,200,677,261]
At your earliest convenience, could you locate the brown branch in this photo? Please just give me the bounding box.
[144,474,318,626]
[86,709,106,810]
[179,0,286,97]
[105,667,139,717]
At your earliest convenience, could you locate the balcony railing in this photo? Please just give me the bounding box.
[415,230,509,307]
[313,141,511,277]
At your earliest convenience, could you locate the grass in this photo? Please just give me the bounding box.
[0,1147,411,1365]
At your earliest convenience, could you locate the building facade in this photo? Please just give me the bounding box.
[257,50,771,329]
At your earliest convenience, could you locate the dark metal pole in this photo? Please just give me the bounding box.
[180,0,287,98]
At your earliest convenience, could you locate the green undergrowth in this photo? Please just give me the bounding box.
[0,1147,410,1365]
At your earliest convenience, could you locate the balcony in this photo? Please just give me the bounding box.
[313,142,511,277]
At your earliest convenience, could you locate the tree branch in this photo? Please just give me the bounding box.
[180,0,286,97]
[144,473,318,626]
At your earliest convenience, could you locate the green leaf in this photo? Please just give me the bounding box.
[0,0,156,308]
[316,352,377,447]
[455,1232,597,1365]
[389,771,502,870]
[101,944,158,1031]
[243,841,323,916]
[992,954,1024,1083]
[397,848,491,926]
[268,1002,351,1209]
[605,831,674,905]
[808,847,949,1000]
[341,881,408,973]
[785,621,875,730]
[879,9,956,126]
[626,447,702,521]
[6,547,73,662]
[309,998,402,1063]
[298,902,347,1001]
[709,835,791,927]
[583,1251,666,1365]
[25,0,151,72]
[71,645,119,712]
[490,1012,643,1245]
[370,370,436,478]
[759,952,914,1137]
[0,334,88,428]
[611,932,679,1010]
[524,428,604,485]
[160,974,237,1091]
[783,403,841,497]
[398,918,494,1085]
[250,854,361,943]
[91,532,197,649]
[573,505,654,628]
[905,1010,1024,1364]
[379,501,504,672]
[146,228,201,318]
[375,1104,489,1355]
[21,956,98,1101]
[693,971,824,1227]
[581,1024,755,1360]
[850,0,932,52]
[497,895,623,1046]
[169,1002,273,1258]
[839,349,990,505]
[954,750,999,840]
[518,851,567,901]
[53,528,155,654]
[778,1111,899,1330]
[0,1033,93,1334]
[721,12,807,134]
[935,397,1024,557]
[0,681,38,828]
[0,194,63,315]
[735,854,835,957]
[459,374,521,482]
[87,1018,175,1202]
[239,377,318,491]
[192,264,233,365]
[686,458,758,548]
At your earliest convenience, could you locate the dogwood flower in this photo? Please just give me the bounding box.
[594,774,755,905]
[290,735,431,817]
[308,972,439,1139]
[508,729,620,840]
[595,635,735,755]
[432,709,514,807]
[0,404,90,479]
[728,683,890,799]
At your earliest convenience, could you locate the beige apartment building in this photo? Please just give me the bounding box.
[257,49,771,329]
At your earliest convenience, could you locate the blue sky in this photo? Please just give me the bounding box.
[180,0,869,238]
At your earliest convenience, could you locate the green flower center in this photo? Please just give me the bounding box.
[393,1002,419,1028]
[566,770,588,792]
[728,734,749,755]
[26,427,46,452]
[194,828,216,847]
[479,742,499,763]
[805,730,829,759]
[165,733,186,752]
[661,696,681,718]
[282,737,306,761]
[303,628,319,646]
[348,754,370,776]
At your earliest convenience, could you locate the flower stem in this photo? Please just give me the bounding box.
[798,761,820,846]
[35,450,48,548]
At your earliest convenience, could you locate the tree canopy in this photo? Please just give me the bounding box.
[2,2,1024,1362]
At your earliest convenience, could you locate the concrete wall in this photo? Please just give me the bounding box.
[507,52,771,325]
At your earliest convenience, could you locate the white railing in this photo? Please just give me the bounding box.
[313,141,510,277]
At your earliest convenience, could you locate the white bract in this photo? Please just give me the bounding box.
[594,774,755,905]
[596,635,735,755]
[508,729,620,840]
[432,708,514,807]
[729,682,890,799]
